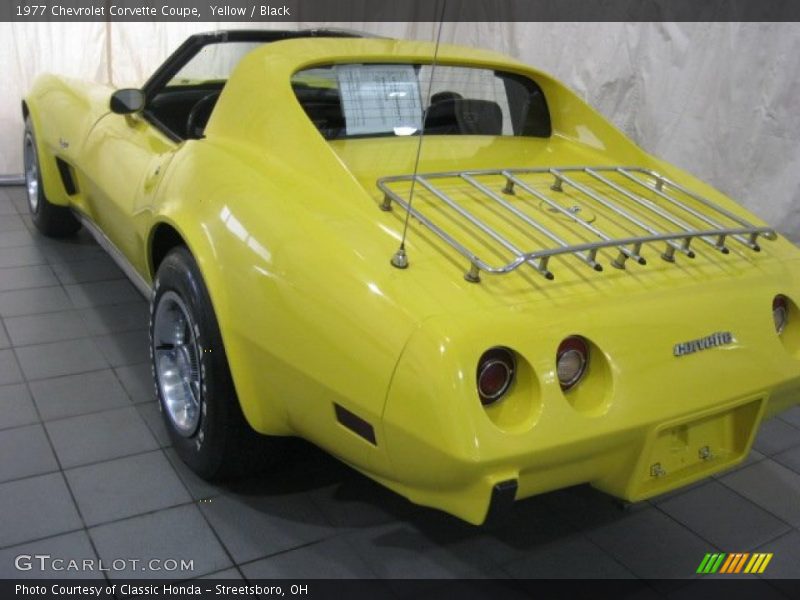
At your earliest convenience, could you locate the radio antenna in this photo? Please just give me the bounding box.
[390,4,447,269]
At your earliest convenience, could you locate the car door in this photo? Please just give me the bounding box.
[78,111,177,275]
[74,35,268,277]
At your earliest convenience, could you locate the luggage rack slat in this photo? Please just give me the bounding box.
[413,176,529,276]
[552,169,690,264]
[460,173,599,276]
[625,167,766,245]
[503,171,646,269]
[583,168,700,261]
[617,169,748,252]
[377,166,776,283]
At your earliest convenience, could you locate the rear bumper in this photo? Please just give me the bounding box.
[379,387,798,525]
[522,392,766,502]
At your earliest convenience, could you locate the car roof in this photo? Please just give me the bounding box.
[186,28,378,44]
[187,29,522,70]
[245,36,525,72]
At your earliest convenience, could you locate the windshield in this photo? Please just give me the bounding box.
[291,63,551,140]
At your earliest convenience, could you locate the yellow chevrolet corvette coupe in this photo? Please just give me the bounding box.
[23,30,800,524]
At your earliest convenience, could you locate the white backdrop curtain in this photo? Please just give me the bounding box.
[0,21,798,241]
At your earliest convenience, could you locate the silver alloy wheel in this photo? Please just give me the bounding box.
[23,133,39,213]
[153,291,202,437]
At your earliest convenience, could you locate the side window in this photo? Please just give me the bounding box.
[146,41,262,140]
[291,68,345,139]
[502,72,551,137]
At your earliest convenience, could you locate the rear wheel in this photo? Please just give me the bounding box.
[150,246,281,479]
[23,117,81,237]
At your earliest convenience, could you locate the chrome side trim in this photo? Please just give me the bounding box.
[378,166,777,282]
[73,210,152,298]
[0,174,25,186]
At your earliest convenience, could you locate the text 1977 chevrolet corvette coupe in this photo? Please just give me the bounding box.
[23,30,800,524]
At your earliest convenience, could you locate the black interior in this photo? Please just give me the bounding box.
[145,74,551,142]
[145,84,224,140]
[292,83,346,139]
[293,84,509,140]
[138,30,365,142]
[424,98,503,135]
[185,91,222,139]
[293,72,552,140]
[138,28,551,143]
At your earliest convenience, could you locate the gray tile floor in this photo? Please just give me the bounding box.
[1,185,799,587]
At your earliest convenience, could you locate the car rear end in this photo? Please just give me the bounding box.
[379,252,800,524]
[298,50,800,524]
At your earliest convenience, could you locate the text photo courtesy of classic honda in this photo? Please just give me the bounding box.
[22,29,800,524]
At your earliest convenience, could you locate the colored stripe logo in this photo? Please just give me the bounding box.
[696,552,773,574]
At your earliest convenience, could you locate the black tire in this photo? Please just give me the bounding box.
[150,246,282,480]
[23,117,81,237]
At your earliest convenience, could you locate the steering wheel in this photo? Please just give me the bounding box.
[185,91,221,139]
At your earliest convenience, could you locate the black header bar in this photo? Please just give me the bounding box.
[3,0,800,23]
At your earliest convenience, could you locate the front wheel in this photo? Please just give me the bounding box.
[23,117,81,237]
[150,246,282,479]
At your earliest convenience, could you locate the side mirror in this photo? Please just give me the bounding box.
[110,88,145,114]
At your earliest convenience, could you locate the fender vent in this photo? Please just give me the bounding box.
[55,157,78,195]
[334,403,377,445]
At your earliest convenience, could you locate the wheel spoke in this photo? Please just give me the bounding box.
[152,291,202,437]
[24,135,40,213]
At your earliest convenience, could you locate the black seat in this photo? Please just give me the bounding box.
[294,85,346,139]
[424,98,503,135]
[430,91,463,105]
[185,91,221,139]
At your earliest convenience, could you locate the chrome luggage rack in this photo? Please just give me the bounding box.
[377,166,777,282]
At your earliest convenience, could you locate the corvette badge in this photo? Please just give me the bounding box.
[674,331,735,357]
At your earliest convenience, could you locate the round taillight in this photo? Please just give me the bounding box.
[476,347,515,405]
[773,295,789,334]
[557,336,589,391]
